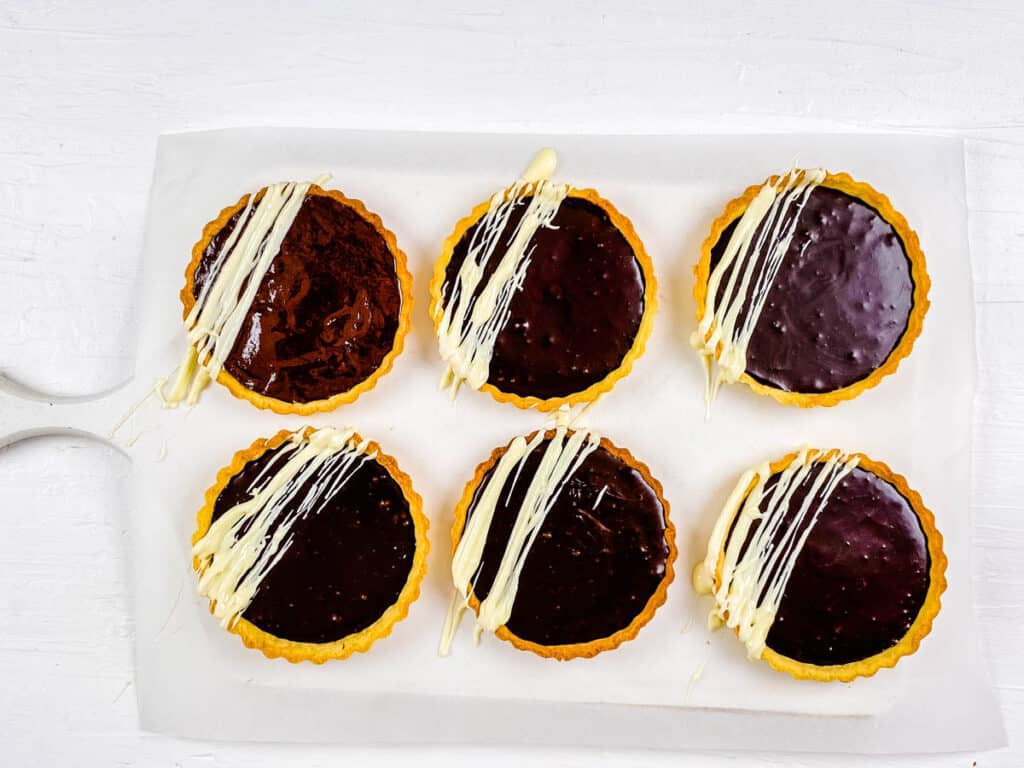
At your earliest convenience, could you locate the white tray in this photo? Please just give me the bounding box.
[5,128,1002,753]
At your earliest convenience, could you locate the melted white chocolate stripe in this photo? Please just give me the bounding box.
[693,448,859,660]
[161,175,330,407]
[193,427,372,629]
[438,426,600,655]
[435,149,569,397]
[691,168,825,413]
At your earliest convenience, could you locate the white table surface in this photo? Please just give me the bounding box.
[0,2,1021,766]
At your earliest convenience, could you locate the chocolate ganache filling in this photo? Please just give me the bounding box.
[727,464,930,666]
[192,193,402,404]
[464,436,669,646]
[443,195,646,399]
[709,186,915,394]
[210,442,416,643]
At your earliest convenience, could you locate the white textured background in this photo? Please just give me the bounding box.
[0,2,1021,766]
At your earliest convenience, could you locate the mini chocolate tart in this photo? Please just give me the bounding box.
[192,426,428,663]
[692,170,929,409]
[430,149,656,411]
[693,448,945,681]
[165,178,412,414]
[439,426,675,660]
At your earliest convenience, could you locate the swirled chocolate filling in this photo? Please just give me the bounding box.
[191,192,402,404]
[208,441,416,644]
[726,463,930,666]
[443,195,646,399]
[708,186,915,394]
[464,435,670,647]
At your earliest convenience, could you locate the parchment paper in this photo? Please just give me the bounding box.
[120,129,1004,752]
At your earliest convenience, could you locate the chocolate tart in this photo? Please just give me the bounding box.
[180,182,413,414]
[430,150,657,411]
[693,448,945,682]
[191,426,428,663]
[692,170,929,408]
[442,427,675,660]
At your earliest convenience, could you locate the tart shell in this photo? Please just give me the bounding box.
[707,449,946,682]
[449,428,676,660]
[692,172,930,408]
[430,186,658,411]
[181,184,414,415]
[192,427,430,663]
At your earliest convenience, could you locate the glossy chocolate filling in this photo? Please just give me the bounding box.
[465,436,669,646]
[192,193,402,404]
[209,441,416,644]
[726,464,930,666]
[443,195,646,399]
[709,186,915,393]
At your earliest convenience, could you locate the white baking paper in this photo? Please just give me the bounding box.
[73,129,1006,751]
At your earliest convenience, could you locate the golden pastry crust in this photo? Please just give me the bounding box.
[429,186,657,411]
[707,449,946,682]
[693,171,930,407]
[450,429,676,660]
[192,427,429,663]
[181,183,413,414]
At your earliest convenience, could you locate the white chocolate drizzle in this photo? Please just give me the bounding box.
[193,426,372,629]
[161,174,330,408]
[438,425,600,655]
[435,149,568,398]
[692,447,859,660]
[690,168,825,414]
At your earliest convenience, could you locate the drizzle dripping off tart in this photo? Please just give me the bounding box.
[440,426,676,660]
[165,178,413,414]
[692,169,929,410]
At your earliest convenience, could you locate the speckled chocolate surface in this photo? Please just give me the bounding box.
[208,440,416,644]
[464,434,670,647]
[443,195,646,399]
[708,185,915,394]
[192,192,402,404]
[726,463,931,666]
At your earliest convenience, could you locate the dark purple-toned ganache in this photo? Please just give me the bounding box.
[208,441,416,644]
[443,195,646,399]
[725,462,931,666]
[463,434,670,646]
[192,192,402,404]
[708,185,915,394]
